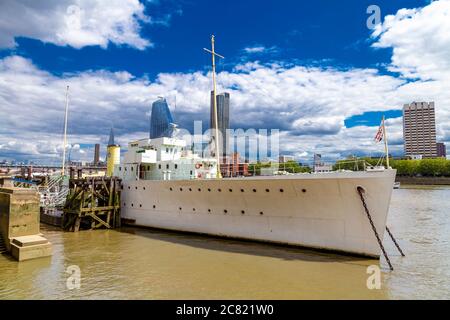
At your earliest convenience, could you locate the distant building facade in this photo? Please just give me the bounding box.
[94,143,100,165]
[210,91,230,156]
[150,98,175,139]
[220,152,249,177]
[403,102,437,158]
[313,153,332,173]
[279,155,295,163]
[437,142,447,158]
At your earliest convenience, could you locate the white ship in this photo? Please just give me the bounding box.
[113,36,396,258]
[115,137,396,258]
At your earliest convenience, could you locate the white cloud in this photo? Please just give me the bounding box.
[0,0,151,49]
[243,45,279,55]
[1,53,449,164]
[372,0,450,80]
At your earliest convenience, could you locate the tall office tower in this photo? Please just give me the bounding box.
[210,91,230,155]
[94,143,100,165]
[150,98,175,139]
[403,102,437,158]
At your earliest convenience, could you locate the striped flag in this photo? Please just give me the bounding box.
[374,121,384,143]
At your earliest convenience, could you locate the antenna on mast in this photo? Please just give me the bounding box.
[203,35,225,179]
[61,85,69,176]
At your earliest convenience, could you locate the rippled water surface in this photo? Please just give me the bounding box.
[1,186,449,299]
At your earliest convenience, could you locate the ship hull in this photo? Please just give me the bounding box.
[121,170,396,257]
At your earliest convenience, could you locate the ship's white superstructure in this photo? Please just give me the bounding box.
[115,137,396,257]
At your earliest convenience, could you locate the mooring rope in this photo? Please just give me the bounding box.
[357,186,394,271]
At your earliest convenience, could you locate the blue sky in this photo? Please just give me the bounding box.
[0,0,449,164]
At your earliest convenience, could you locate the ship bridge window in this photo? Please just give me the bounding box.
[166,148,169,152]
[131,167,134,171]
[119,167,122,171]
[175,164,178,169]
[166,164,169,169]
[158,164,161,169]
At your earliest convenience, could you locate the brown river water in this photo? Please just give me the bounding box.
[0,186,449,299]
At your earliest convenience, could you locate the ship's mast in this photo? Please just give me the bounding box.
[61,85,69,176]
[204,35,224,179]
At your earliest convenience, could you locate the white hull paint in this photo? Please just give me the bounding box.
[121,170,396,257]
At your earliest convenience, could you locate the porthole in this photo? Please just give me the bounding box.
[180,187,183,191]
[143,187,146,190]
[253,189,257,193]
[169,187,173,191]
[153,205,156,209]
[302,189,307,193]
[123,203,126,206]
[279,189,284,192]
[229,189,233,192]
[189,188,192,191]
[208,209,211,213]
[135,186,138,190]
[218,188,222,192]
[131,203,134,207]
[193,208,196,212]
[260,211,264,215]
[208,188,211,192]
[265,189,270,192]
[240,189,244,192]
[128,186,130,190]
[198,188,201,192]
[139,204,142,208]
[241,210,245,214]
[224,209,228,214]
[179,207,182,210]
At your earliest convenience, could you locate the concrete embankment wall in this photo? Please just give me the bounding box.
[396,176,450,185]
[0,187,52,260]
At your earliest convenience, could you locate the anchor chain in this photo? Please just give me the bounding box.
[357,186,394,271]
[386,226,405,257]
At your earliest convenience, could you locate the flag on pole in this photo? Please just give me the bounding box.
[374,120,384,143]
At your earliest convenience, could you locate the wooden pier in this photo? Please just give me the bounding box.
[62,177,121,232]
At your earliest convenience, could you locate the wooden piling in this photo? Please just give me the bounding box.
[62,177,121,232]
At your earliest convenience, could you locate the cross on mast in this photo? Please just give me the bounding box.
[204,35,224,179]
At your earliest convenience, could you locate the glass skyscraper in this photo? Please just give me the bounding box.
[150,98,175,139]
[210,91,230,155]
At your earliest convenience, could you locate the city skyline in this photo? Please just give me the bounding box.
[0,0,449,164]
